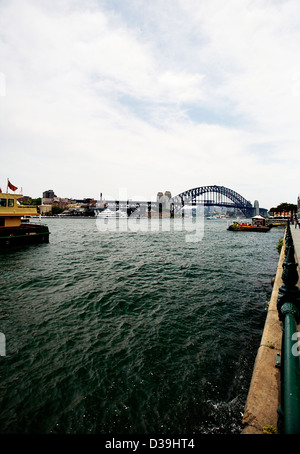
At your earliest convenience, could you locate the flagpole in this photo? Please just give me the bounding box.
[6,178,8,193]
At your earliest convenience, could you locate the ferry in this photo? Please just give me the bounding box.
[96,208,128,218]
[0,191,50,246]
[227,215,271,232]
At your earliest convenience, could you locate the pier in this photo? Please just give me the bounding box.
[242,224,300,434]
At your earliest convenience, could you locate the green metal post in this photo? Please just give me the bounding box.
[282,305,300,434]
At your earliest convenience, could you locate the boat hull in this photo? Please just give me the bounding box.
[0,223,50,247]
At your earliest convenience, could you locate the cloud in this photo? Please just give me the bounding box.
[0,0,299,207]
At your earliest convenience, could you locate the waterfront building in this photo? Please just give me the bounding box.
[39,204,52,215]
[17,195,32,204]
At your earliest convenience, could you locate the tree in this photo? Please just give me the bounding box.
[51,205,64,215]
[19,197,41,206]
[269,202,297,213]
[32,197,42,206]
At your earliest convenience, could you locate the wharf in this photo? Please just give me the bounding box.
[241,226,300,434]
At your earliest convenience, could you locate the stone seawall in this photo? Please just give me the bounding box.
[241,240,285,434]
[242,227,300,434]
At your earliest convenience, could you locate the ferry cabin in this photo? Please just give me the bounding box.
[0,192,38,227]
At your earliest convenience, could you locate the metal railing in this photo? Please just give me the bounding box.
[277,221,300,433]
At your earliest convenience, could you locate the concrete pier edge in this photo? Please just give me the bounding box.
[241,227,300,434]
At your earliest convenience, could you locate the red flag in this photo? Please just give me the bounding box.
[8,180,18,191]
[0,188,2,193]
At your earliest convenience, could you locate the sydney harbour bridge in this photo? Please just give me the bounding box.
[171,185,267,218]
[95,185,267,218]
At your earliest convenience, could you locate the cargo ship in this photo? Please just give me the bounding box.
[0,190,50,246]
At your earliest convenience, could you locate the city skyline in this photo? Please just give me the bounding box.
[1,180,296,212]
[1,0,300,209]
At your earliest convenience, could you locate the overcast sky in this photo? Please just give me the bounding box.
[1,0,300,209]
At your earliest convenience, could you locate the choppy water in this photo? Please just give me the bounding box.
[0,217,281,434]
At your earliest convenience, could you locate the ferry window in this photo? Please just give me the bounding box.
[8,199,14,207]
[0,199,7,207]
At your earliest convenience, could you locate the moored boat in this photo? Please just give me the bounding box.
[227,215,271,232]
[96,208,128,218]
[0,188,50,247]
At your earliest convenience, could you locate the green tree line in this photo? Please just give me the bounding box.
[269,202,297,213]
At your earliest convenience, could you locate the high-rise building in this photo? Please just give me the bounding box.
[42,189,57,206]
[43,189,56,199]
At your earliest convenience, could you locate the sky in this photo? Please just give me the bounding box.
[1,0,300,209]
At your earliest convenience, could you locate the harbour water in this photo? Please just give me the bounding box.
[0,217,281,434]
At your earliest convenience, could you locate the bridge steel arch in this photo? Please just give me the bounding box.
[171,185,254,218]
